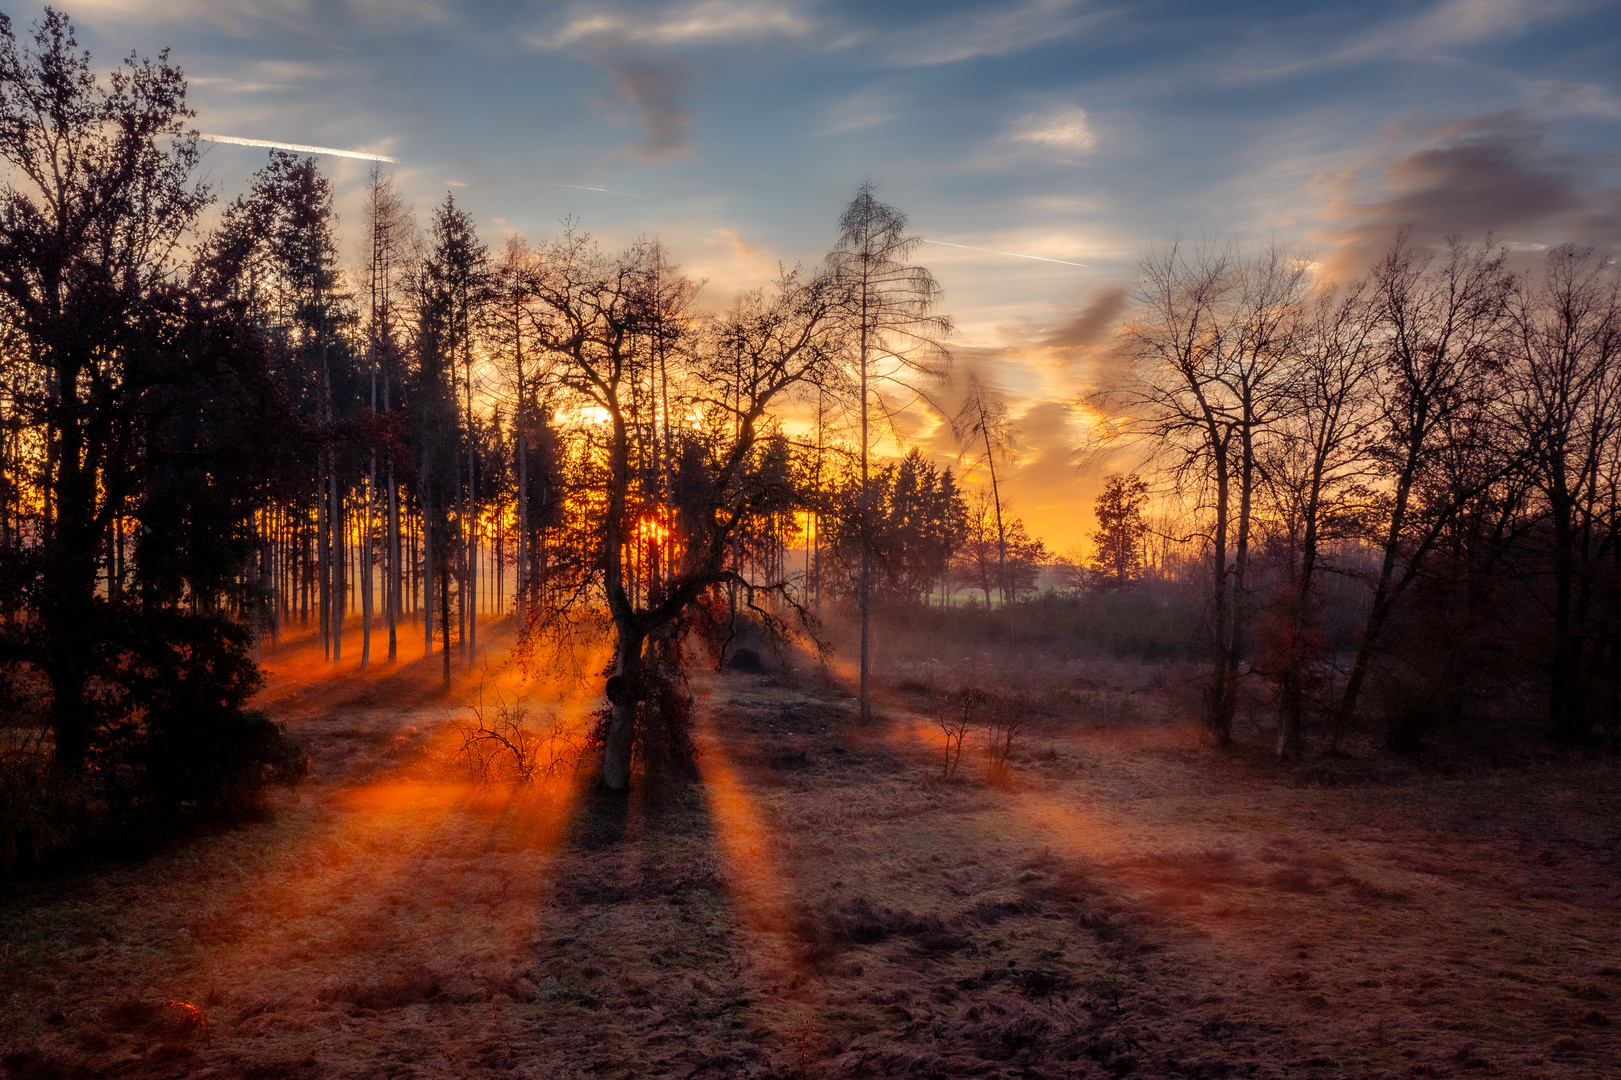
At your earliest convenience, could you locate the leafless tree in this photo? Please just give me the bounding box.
[1105,242,1308,745]
[825,183,951,723]
[1506,244,1621,743]
[524,233,842,791]
[361,164,415,666]
[1259,279,1381,756]
[1332,233,1515,747]
[952,372,1017,604]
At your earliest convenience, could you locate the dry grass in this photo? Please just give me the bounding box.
[2,618,1619,1078]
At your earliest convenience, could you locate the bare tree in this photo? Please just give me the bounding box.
[825,183,951,723]
[1506,244,1621,743]
[524,234,842,790]
[1106,242,1307,745]
[1259,280,1381,756]
[362,165,414,664]
[1332,233,1515,746]
[0,10,209,770]
[952,372,1017,605]
[490,236,540,631]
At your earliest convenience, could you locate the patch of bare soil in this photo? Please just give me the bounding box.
[3,630,1620,1078]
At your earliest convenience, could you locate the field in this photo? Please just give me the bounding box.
[3,615,1620,1079]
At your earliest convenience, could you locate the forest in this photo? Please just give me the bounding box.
[2,9,1619,1080]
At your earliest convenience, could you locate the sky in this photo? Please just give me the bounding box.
[46,0,1621,554]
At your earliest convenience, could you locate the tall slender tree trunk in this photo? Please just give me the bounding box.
[858,313,872,723]
[467,402,478,667]
[319,473,330,661]
[387,467,399,661]
[1206,439,1233,745]
[330,454,343,664]
[1333,461,1417,750]
[421,461,434,663]
[440,540,452,688]
[516,420,528,632]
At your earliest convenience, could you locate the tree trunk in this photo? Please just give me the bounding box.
[387,466,399,661]
[330,457,344,664]
[362,457,374,668]
[421,461,434,663]
[601,625,646,792]
[858,315,872,724]
[467,431,478,667]
[516,422,529,633]
[1205,436,1234,746]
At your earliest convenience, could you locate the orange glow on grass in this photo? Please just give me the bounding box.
[695,720,790,932]
[169,620,598,1013]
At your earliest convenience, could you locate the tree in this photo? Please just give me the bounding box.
[1506,245,1621,744]
[1106,242,1308,745]
[954,491,1046,608]
[1258,281,1380,756]
[409,196,486,684]
[489,235,540,631]
[953,372,1017,604]
[825,183,951,723]
[0,9,210,771]
[820,447,966,604]
[423,195,489,669]
[1332,233,1515,747]
[0,9,302,816]
[523,234,841,790]
[361,164,415,665]
[214,151,352,663]
[1090,473,1149,587]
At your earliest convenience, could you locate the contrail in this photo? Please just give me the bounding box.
[544,183,739,214]
[921,238,1089,268]
[546,183,650,200]
[199,133,396,162]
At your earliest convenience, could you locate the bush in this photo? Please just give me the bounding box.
[1,605,306,872]
[88,606,308,813]
[0,734,82,871]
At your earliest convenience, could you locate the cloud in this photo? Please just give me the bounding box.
[893,0,1103,67]
[1043,288,1128,350]
[529,1,809,50]
[190,61,332,96]
[821,89,900,136]
[1007,105,1097,157]
[701,228,780,283]
[1527,79,1621,120]
[1232,0,1584,83]
[65,0,451,34]
[1381,0,1570,53]
[1309,113,1621,276]
[604,60,694,162]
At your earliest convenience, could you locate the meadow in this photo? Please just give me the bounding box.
[3,609,1619,1080]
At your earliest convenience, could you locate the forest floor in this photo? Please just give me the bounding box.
[3,619,1620,1079]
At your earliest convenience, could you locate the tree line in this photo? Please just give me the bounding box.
[1,10,1062,849]
[1097,234,1621,754]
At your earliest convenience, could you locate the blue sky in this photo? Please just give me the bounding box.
[53,0,1621,549]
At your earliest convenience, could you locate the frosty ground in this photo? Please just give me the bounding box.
[2,625,1619,1079]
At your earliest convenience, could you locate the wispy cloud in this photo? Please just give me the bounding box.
[894,0,1103,67]
[821,89,900,136]
[1526,79,1621,120]
[1238,0,1586,82]
[528,0,809,50]
[190,60,332,96]
[1377,0,1573,53]
[1007,104,1097,157]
